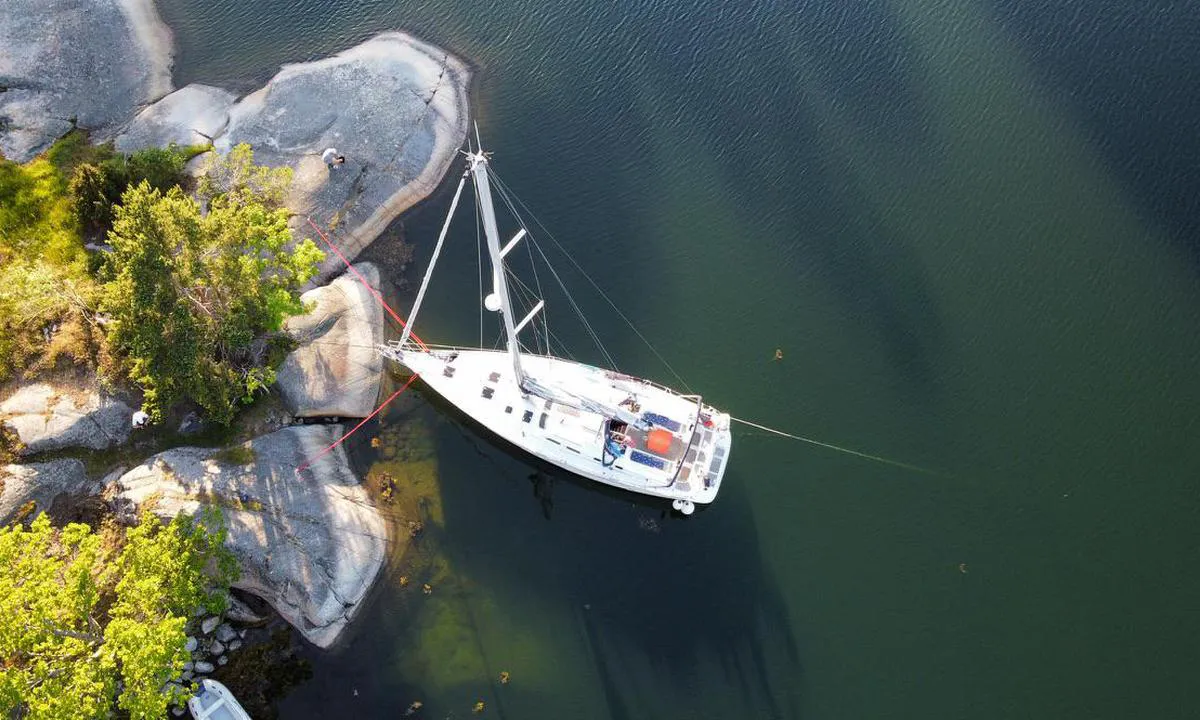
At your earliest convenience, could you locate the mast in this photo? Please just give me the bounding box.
[468,147,527,388]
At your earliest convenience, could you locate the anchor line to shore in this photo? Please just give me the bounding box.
[729,416,948,478]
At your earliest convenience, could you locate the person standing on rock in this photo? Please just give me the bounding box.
[322,147,346,169]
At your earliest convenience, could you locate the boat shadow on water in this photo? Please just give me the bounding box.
[421,375,805,719]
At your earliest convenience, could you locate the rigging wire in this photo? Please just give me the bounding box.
[488,167,618,370]
[487,170,693,392]
[506,271,579,361]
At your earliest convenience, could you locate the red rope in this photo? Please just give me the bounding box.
[304,217,429,351]
[294,374,421,476]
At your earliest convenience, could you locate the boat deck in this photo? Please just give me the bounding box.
[385,346,731,503]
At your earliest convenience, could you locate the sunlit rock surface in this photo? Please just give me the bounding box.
[276,263,384,418]
[0,0,173,161]
[0,382,132,455]
[113,84,236,152]
[0,459,93,524]
[114,425,388,648]
[216,32,470,280]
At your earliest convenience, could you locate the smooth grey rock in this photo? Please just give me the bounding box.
[276,264,384,418]
[0,0,173,161]
[214,623,237,643]
[217,655,228,666]
[0,459,92,524]
[114,425,387,648]
[183,638,198,654]
[114,84,235,152]
[182,661,194,672]
[1,383,132,455]
[194,660,214,674]
[228,639,242,652]
[224,594,266,625]
[180,670,193,682]
[210,32,470,280]
[200,616,220,635]
[209,640,225,656]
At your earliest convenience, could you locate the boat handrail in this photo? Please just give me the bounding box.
[383,342,699,401]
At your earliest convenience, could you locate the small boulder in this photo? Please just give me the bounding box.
[184,638,198,653]
[228,639,242,652]
[209,640,225,656]
[194,661,214,674]
[215,623,237,643]
[218,655,228,666]
[225,594,266,625]
[200,616,220,635]
[178,411,204,436]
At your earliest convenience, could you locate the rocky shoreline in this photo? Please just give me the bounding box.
[0,0,471,671]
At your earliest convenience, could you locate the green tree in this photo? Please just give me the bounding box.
[0,511,237,720]
[126,146,188,192]
[100,145,323,424]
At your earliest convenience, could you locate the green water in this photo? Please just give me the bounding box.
[157,0,1200,716]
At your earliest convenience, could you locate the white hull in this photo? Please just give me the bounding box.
[385,346,731,505]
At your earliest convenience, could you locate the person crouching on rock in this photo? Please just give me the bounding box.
[322,147,346,170]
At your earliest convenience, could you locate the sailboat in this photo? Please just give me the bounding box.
[380,140,731,514]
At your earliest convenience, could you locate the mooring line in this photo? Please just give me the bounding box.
[730,416,948,478]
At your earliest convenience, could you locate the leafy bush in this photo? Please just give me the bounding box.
[100,147,322,424]
[69,161,125,232]
[0,510,237,720]
[127,146,188,192]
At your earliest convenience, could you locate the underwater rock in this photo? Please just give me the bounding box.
[113,424,388,648]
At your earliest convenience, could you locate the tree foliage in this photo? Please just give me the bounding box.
[70,144,201,234]
[100,145,323,424]
[0,511,237,720]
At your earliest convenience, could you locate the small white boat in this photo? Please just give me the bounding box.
[381,136,731,514]
[188,679,252,720]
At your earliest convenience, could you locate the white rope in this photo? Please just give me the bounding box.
[730,416,947,477]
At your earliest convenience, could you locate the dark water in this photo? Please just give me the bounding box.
[157,0,1200,717]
